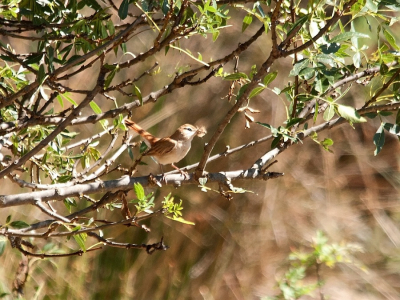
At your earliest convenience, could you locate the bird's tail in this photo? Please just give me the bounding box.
[124,119,159,144]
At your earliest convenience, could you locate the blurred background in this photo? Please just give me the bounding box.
[1,4,400,300]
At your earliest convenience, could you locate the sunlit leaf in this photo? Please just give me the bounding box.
[337,104,366,123]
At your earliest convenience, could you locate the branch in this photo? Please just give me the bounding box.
[87,233,169,254]
[0,169,283,208]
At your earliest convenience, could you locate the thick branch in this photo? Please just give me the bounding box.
[0,170,283,208]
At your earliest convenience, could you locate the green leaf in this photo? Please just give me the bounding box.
[134,85,143,106]
[90,101,102,114]
[286,14,309,37]
[38,63,47,85]
[321,138,334,152]
[271,136,281,149]
[383,28,400,50]
[365,112,378,119]
[383,123,400,135]
[10,221,30,229]
[242,14,253,32]
[380,63,389,75]
[58,92,78,107]
[236,83,249,100]
[286,118,303,128]
[329,32,370,43]
[323,104,335,121]
[223,72,248,80]
[373,124,385,156]
[166,216,195,225]
[290,58,309,76]
[320,43,341,54]
[73,233,87,252]
[249,86,265,99]
[315,77,329,93]
[118,0,129,20]
[140,141,148,153]
[134,182,145,201]
[6,215,11,224]
[263,71,278,86]
[379,111,392,116]
[366,0,378,12]
[104,68,117,89]
[58,175,72,183]
[64,197,77,212]
[337,104,366,123]
[128,147,134,160]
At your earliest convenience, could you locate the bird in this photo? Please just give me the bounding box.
[124,119,206,178]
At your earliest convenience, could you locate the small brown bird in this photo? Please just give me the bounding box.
[124,119,206,177]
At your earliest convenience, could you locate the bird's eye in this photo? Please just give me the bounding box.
[186,127,193,131]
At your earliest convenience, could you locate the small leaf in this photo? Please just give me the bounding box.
[329,32,370,43]
[271,136,281,149]
[383,28,400,50]
[6,215,11,224]
[373,124,385,155]
[242,14,253,32]
[383,123,400,136]
[166,216,195,225]
[337,104,366,123]
[315,77,329,93]
[286,15,309,37]
[321,138,334,152]
[10,221,30,229]
[128,147,134,160]
[236,83,249,100]
[73,233,87,252]
[140,141,148,153]
[118,0,129,20]
[224,72,248,80]
[380,63,389,75]
[263,71,278,86]
[365,112,378,119]
[286,118,303,128]
[104,68,117,89]
[134,183,145,201]
[249,86,265,99]
[256,122,272,130]
[90,101,102,114]
[134,85,143,106]
[320,43,341,54]
[290,58,309,76]
[38,64,47,85]
[323,104,335,121]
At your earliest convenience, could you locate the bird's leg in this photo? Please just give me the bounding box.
[159,164,167,183]
[171,163,189,179]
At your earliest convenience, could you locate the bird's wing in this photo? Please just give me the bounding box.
[145,138,176,156]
